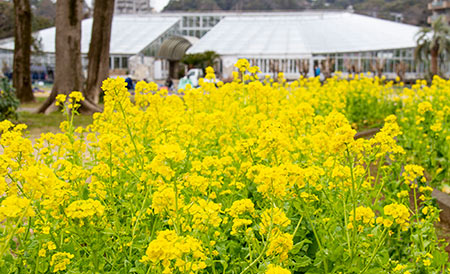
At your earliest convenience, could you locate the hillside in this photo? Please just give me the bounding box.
[0,0,55,39]
[163,0,430,26]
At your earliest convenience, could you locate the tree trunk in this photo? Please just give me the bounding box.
[83,0,115,106]
[430,48,439,76]
[13,0,34,103]
[37,0,83,114]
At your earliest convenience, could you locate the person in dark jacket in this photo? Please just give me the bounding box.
[314,65,321,77]
[165,77,174,91]
[125,76,134,90]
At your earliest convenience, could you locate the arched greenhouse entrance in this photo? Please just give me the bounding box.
[157,36,198,79]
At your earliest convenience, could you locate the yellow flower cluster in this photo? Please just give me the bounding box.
[205,66,216,80]
[141,230,206,273]
[65,198,105,220]
[55,91,85,109]
[187,199,222,232]
[234,59,250,72]
[266,264,291,274]
[55,94,66,106]
[266,231,293,261]
[377,203,410,230]
[227,199,255,235]
[260,208,291,235]
[227,199,255,218]
[348,206,375,231]
[417,101,433,115]
[395,76,449,181]
[0,59,448,272]
[402,164,425,188]
[50,252,74,272]
[0,196,34,219]
[152,185,182,215]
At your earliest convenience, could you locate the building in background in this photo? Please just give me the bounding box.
[428,0,450,24]
[114,0,153,14]
[173,12,225,38]
[188,12,441,80]
[0,16,180,81]
[1,11,447,82]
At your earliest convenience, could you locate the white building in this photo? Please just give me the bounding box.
[1,11,446,82]
[0,16,180,81]
[114,0,152,14]
[187,11,433,79]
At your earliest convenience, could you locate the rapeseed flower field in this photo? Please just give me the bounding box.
[0,60,449,273]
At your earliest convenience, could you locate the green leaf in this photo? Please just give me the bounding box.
[292,255,312,269]
[291,238,312,255]
[39,261,49,273]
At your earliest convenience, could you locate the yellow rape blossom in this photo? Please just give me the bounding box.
[266,231,293,261]
[50,252,74,272]
[65,199,105,220]
[141,230,206,273]
[0,195,35,220]
[266,264,291,274]
[383,203,410,230]
[260,208,290,235]
[227,199,255,218]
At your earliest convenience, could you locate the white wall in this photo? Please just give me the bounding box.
[221,56,238,80]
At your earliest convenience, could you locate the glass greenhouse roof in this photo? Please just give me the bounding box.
[187,12,421,57]
[0,16,180,55]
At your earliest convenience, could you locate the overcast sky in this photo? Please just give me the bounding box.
[85,0,170,12]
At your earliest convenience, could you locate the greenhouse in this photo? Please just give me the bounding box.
[0,16,180,80]
[187,11,439,80]
[1,11,448,81]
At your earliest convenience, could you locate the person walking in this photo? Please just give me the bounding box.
[125,76,134,90]
[314,65,321,77]
[165,77,174,91]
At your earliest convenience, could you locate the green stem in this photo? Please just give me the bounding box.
[0,203,32,260]
[342,191,352,259]
[129,184,151,257]
[307,215,329,274]
[372,180,386,207]
[346,148,357,259]
[240,209,275,274]
[293,216,304,237]
[372,158,385,206]
[173,170,180,234]
[360,228,387,274]
[413,186,425,251]
[118,101,143,168]
[240,240,268,274]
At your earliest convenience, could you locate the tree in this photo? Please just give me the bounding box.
[321,58,335,79]
[370,58,385,77]
[296,59,309,77]
[268,59,281,80]
[13,0,35,103]
[395,61,408,82]
[37,0,83,113]
[415,16,450,77]
[181,51,220,71]
[83,0,115,106]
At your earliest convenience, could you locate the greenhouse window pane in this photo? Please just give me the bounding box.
[121,57,128,69]
[195,17,200,27]
[114,57,120,69]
